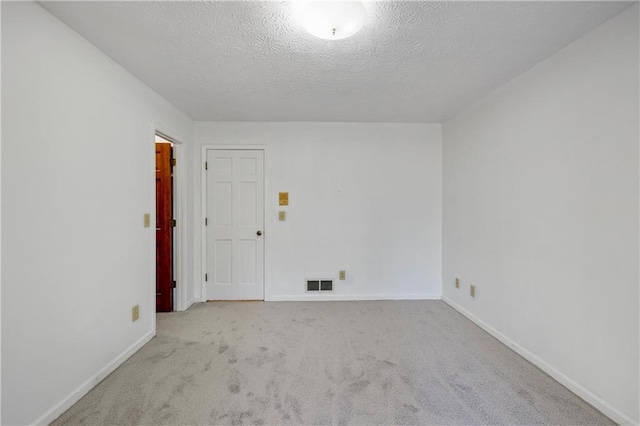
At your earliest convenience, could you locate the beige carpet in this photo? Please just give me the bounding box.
[53,301,613,425]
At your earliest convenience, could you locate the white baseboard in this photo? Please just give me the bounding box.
[32,330,155,426]
[184,297,198,310]
[267,293,441,302]
[441,296,636,426]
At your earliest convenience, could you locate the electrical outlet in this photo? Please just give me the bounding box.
[339,270,346,280]
[470,285,476,298]
[143,213,151,228]
[278,211,286,221]
[132,305,140,322]
[455,278,460,289]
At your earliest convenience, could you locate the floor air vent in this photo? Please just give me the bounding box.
[307,279,333,292]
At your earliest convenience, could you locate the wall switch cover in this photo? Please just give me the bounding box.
[143,213,151,228]
[339,270,346,280]
[278,211,286,221]
[132,305,140,322]
[470,285,476,298]
[455,278,460,289]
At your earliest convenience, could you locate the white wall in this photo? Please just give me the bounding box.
[1,3,193,424]
[442,4,639,424]
[194,122,442,301]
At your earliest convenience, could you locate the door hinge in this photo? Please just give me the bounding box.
[205,161,208,170]
[172,219,177,227]
[172,280,177,289]
[171,158,176,167]
[205,217,208,226]
[205,273,208,282]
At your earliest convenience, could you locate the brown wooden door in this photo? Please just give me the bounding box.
[156,143,173,312]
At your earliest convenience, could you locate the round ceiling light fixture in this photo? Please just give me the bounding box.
[299,1,366,40]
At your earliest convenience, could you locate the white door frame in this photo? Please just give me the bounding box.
[201,145,269,301]
[151,121,189,317]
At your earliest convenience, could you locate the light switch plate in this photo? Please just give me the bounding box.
[144,213,151,228]
[455,278,460,289]
[339,270,346,280]
[132,305,140,322]
[470,285,476,298]
[278,211,286,221]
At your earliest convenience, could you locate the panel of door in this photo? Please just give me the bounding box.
[156,143,173,312]
[206,149,264,300]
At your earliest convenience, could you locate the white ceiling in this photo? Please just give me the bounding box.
[40,1,633,123]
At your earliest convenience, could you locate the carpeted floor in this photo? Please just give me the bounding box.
[53,301,613,425]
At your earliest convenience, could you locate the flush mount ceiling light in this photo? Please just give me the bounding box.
[299,1,366,40]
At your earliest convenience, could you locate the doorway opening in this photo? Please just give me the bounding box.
[155,133,175,312]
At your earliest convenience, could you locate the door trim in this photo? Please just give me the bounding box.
[201,145,269,302]
[151,122,188,318]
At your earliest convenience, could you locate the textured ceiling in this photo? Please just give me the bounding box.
[40,1,633,123]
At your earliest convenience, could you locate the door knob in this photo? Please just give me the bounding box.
[256,230,263,236]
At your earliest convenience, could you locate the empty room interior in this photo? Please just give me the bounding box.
[2,1,639,425]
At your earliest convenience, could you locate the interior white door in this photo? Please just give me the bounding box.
[206,149,264,300]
